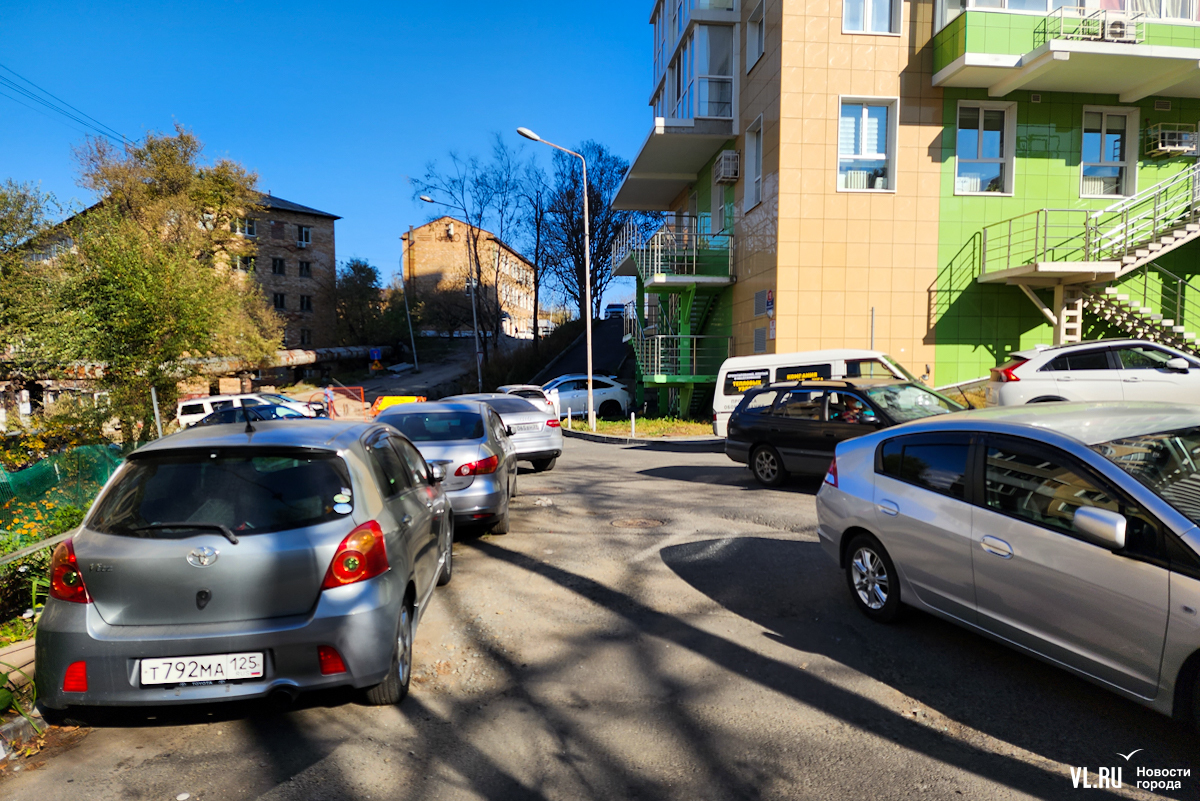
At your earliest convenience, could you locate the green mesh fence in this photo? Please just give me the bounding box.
[0,445,124,533]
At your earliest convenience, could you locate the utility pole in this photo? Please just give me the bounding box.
[401,226,420,373]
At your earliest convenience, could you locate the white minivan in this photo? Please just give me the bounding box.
[712,349,921,436]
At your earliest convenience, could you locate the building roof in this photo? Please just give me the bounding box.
[408,216,534,269]
[258,194,341,220]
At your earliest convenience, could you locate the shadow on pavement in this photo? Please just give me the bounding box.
[638,464,824,496]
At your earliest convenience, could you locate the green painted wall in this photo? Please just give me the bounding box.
[934,88,1200,383]
[933,11,1200,74]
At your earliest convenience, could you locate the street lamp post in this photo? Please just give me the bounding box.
[419,194,484,392]
[517,127,595,432]
[399,225,421,373]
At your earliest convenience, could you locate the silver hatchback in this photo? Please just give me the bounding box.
[816,402,1200,728]
[36,419,452,712]
[447,393,563,472]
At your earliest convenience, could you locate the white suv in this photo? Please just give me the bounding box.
[176,392,321,427]
[986,339,1200,406]
[542,374,632,419]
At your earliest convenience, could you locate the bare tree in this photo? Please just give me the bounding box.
[542,141,653,321]
[516,163,551,354]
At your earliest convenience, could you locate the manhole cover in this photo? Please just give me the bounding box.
[611,518,665,529]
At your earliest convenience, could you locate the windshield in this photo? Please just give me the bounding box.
[261,393,302,405]
[863,384,964,422]
[88,449,351,536]
[384,411,485,442]
[880,355,922,383]
[1094,426,1200,525]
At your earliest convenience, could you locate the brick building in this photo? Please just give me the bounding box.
[401,216,536,339]
[233,194,340,349]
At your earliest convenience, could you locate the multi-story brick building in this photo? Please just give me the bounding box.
[401,216,536,339]
[234,194,340,349]
[614,0,1200,413]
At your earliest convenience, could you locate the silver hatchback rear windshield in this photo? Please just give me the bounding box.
[88,448,352,537]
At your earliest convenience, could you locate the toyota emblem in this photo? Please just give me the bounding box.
[187,546,219,568]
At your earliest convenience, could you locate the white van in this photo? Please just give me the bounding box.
[712,349,920,436]
[176,392,320,428]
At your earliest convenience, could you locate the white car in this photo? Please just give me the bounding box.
[542,374,631,419]
[176,392,321,427]
[986,339,1200,406]
[496,384,557,417]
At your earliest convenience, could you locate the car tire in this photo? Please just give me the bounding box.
[845,534,903,623]
[437,517,454,587]
[491,498,511,535]
[750,445,788,487]
[363,599,413,705]
[531,457,557,472]
[599,399,622,419]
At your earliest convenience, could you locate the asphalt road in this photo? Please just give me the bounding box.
[4,440,1198,800]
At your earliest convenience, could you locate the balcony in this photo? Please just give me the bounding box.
[932,8,1200,100]
[628,332,731,381]
[612,215,734,286]
[612,118,736,211]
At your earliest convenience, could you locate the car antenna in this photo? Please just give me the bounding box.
[242,404,256,434]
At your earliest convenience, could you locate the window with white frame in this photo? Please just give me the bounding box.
[956,102,1015,194]
[747,1,765,70]
[671,32,695,119]
[747,116,764,208]
[838,100,895,191]
[845,0,897,33]
[297,225,312,246]
[232,217,256,237]
[1082,107,1138,197]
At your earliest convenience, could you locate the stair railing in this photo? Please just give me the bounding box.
[1086,162,1200,261]
[980,209,1091,275]
[1112,261,1200,336]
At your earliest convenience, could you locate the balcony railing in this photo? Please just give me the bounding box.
[631,334,731,379]
[1036,7,1146,46]
[612,215,734,281]
[697,77,733,119]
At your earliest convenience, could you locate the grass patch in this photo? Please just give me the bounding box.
[586,417,713,438]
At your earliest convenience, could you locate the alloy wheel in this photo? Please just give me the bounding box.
[397,604,413,686]
[754,449,779,482]
[851,547,889,610]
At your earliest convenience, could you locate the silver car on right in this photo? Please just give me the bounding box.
[816,402,1200,728]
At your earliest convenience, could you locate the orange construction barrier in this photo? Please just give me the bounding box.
[370,395,427,417]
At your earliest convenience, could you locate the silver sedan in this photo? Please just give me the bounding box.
[446,393,563,472]
[378,401,519,534]
[816,402,1200,729]
[36,419,452,713]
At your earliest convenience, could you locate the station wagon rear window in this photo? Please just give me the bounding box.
[384,411,485,442]
[724,368,770,395]
[88,448,351,536]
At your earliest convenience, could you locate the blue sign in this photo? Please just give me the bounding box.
[369,348,382,361]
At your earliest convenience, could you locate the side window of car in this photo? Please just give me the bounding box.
[741,390,779,413]
[490,411,507,441]
[983,439,1159,555]
[878,435,969,499]
[212,400,233,411]
[1115,345,1172,369]
[394,440,429,486]
[242,397,263,406]
[773,389,824,420]
[366,436,412,497]
[1068,349,1113,370]
[826,391,877,425]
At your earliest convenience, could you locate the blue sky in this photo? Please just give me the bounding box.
[0,1,651,304]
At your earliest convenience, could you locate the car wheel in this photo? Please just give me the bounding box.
[363,599,414,705]
[491,498,511,535]
[531,457,557,472]
[845,534,903,623]
[437,517,454,587]
[599,399,622,419]
[750,445,788,487]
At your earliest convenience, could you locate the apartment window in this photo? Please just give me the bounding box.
[297,226,312,246]
[1082,107,1138,198]
[271,258,286,275]
[671,33,695,119]
[298,261,312,277]
[747,116,764,208]
[273,293,286,310]
[234,255,256,272]
[956,102,1015,195]
[232,217,256,237]
[299,328,312,346]
[747,1,765,70]
[845,0,898,33]
[838,99,895,192]
[299,294,313,312]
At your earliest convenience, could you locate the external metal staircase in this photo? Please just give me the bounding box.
[979,161,1200,345]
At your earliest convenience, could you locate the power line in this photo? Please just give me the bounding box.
[0,62,128,144]
[0,86,96,141]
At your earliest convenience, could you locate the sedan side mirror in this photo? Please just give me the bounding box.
[430,464,446,483]
[506,425,515,437]
[1073,506,1126,551]
[1167,357,1190,373]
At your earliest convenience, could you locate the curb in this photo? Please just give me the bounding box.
[0,706,44,756]
[562,428,724,453]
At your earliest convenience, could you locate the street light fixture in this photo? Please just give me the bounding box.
[419,194,484,392]
[518,126,595,432]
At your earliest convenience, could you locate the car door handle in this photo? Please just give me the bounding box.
[1123,377,1141,383]
[400,514,413,526]
[878,499,899,516]
[980,535,1013,559]
[824,431,838,437]
[1058,376,1074,381]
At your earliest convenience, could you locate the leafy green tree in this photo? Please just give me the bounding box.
[335,258,385,346]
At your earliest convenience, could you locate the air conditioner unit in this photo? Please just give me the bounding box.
[297,241,308,249]
[1103,18,1136,42]
[714,150,740,184]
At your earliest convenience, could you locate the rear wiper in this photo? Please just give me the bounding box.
[132,522,240,545]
